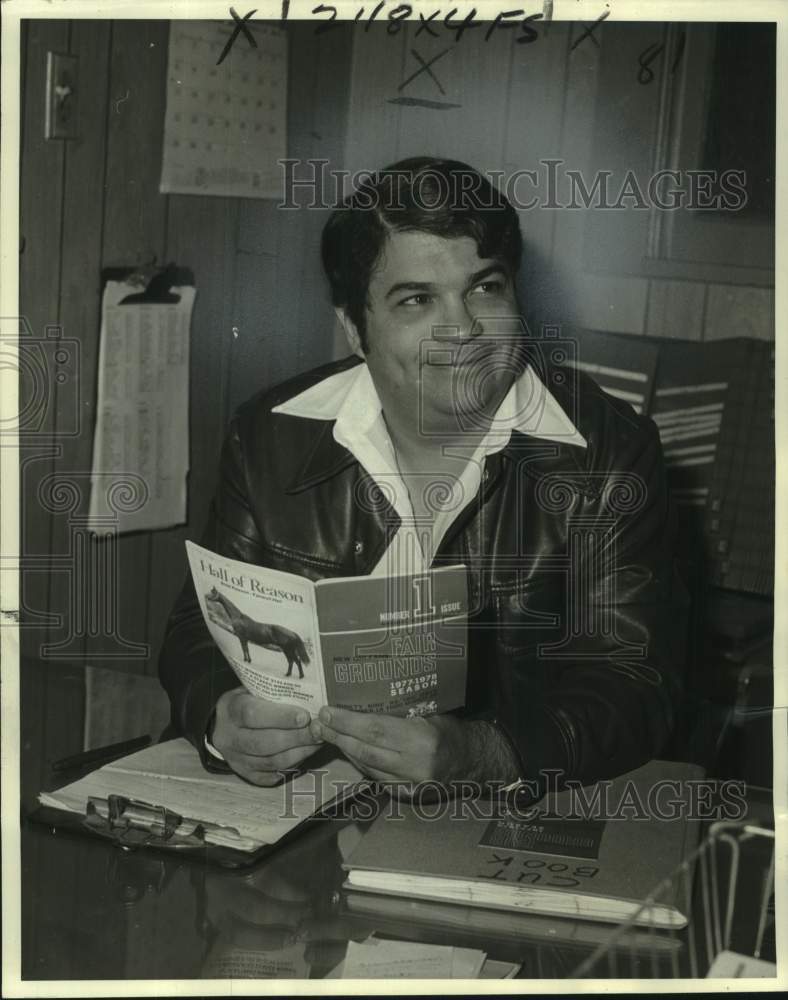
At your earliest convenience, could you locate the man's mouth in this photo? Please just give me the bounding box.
[426,342,502,368]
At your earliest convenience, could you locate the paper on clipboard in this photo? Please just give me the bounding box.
[88,279,195,534]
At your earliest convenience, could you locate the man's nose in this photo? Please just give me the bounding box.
[433,297,482,342]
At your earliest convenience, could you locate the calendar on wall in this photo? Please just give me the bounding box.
[160,20,288,199]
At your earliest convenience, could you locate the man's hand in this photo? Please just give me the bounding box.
[212,687,322,786]
[310,708,521,796]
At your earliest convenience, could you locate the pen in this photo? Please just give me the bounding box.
[51,734,152,773]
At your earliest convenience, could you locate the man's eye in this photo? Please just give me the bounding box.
[400,293,432,306]
[471,280,505,295]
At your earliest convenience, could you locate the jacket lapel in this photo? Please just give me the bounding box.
[435,431,591,558]
[284,420,357,494]
[284,420,399,572]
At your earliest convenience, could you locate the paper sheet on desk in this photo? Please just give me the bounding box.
[88,281,194,534]
[335,938,487,979]
[706,950,777,978]
[203,941,310,979]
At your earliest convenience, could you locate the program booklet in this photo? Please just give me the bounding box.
[186,541,468,718]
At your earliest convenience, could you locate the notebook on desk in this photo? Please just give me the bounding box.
[36,737,368,867]
[343,760,705,929]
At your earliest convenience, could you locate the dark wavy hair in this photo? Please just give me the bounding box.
[321,157,523,351]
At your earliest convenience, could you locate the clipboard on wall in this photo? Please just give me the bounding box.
[101,262,195,304]
[88,263,197,535]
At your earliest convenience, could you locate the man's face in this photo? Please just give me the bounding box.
[341,230,524,435]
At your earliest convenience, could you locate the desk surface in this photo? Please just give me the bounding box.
[18,659,777,983]
[12,811,691,981]
[20,796,777,982]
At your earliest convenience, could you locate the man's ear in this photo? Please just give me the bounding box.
[334,307,365,359]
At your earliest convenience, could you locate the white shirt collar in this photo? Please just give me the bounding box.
[272,361,587,451]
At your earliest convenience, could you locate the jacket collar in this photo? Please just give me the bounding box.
[275,359,587,493]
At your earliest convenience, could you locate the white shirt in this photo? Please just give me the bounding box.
[272,363,586,576]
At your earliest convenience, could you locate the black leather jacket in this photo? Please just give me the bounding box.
[159,356,688,787]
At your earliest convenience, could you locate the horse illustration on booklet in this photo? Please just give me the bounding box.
[205,587,311,678]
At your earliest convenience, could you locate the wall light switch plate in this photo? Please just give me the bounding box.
[45,51,79,140]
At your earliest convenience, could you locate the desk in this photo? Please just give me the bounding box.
[22,809,357,979]
[18,662,776,982]
[19,658,602,979]
[19,798,777,981]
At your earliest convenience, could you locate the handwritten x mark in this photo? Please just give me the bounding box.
[398,48,451,96]
[216,7,258,65]
[570,10,610,52]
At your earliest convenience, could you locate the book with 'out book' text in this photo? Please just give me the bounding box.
[344,760,712,929]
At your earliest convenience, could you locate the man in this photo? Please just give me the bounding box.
[159,158,687,796]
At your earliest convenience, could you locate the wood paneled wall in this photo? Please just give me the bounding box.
[19,20,352,681]
[343,22,775,342]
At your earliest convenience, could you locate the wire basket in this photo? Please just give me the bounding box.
[570,820,776,979]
